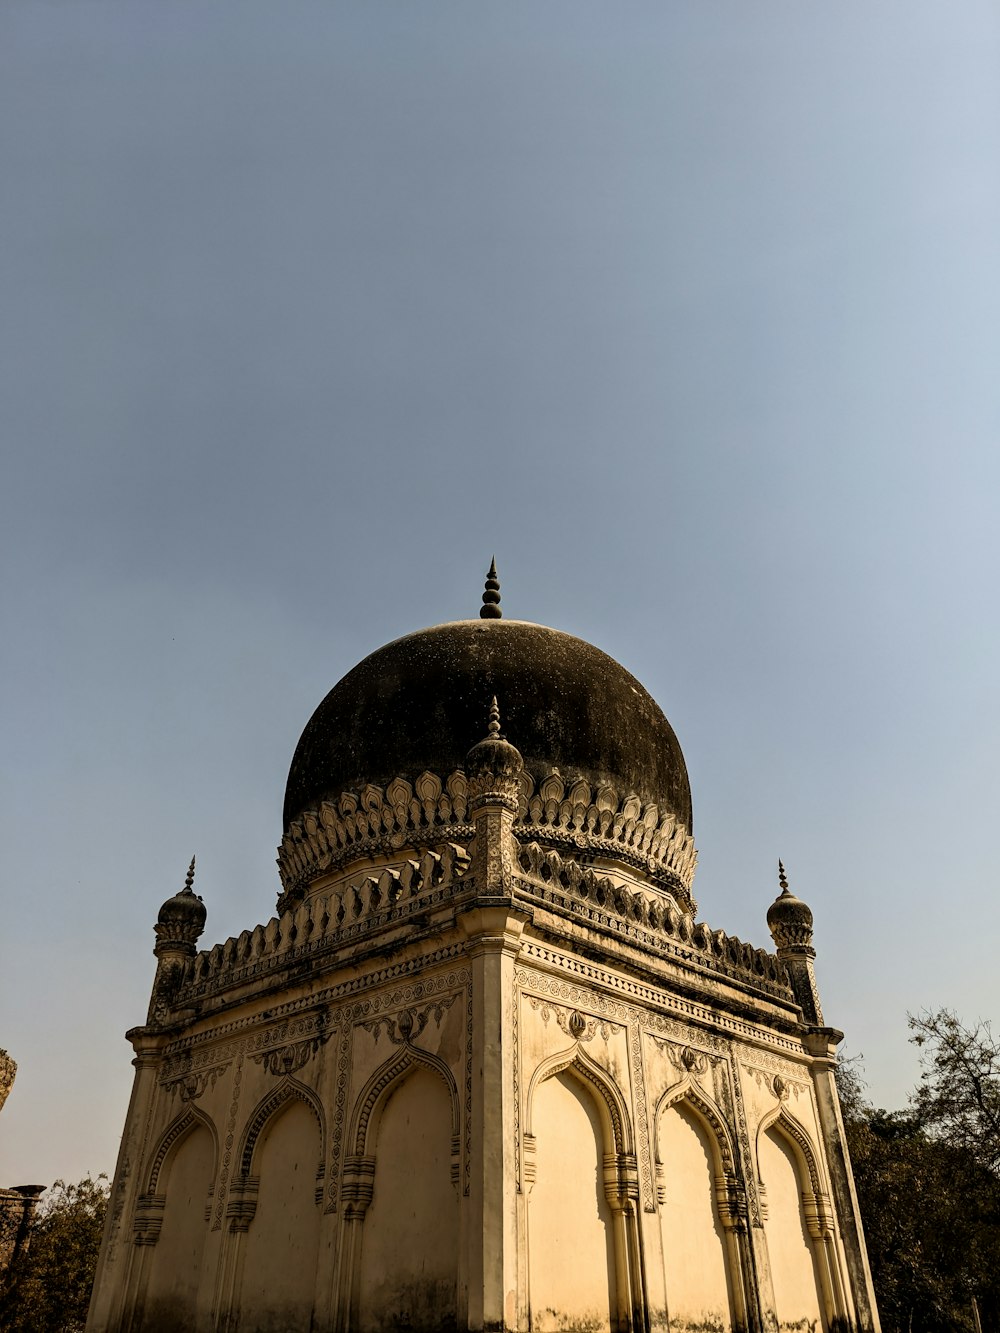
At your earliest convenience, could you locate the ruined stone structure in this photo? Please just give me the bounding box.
[87,568,880,1333]
[0,1053,46,1277]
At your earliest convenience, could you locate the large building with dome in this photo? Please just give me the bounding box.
[87,566,880,1333]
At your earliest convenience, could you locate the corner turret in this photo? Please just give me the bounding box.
[148,857,206,1025]
[767,860,824,1025]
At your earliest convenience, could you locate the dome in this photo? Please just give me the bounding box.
[283,618,692,833]
[157,858,206,930]
[154,857,207,953]
[766,863,814,951]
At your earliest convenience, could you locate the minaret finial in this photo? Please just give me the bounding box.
[488,696,501,736]
[480,558,502,619]
[778,859,789,894]
[183,855,196,895]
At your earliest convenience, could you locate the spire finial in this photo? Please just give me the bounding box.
[778,859,789,894]
[183,855,196,895]
[480,558,502,619]
[488,696,501,736]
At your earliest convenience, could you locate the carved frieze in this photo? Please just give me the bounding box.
[163,1063,231,1103]
[251,1035,331,1078]
[649,1036,714,1079]
[523,995,618,1043]
[358,993,459,1046]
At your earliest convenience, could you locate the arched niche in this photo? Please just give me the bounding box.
[525,1050,633,1333]
[141,1109,216,1332]
[756,1109,826,1332]
[654,1088,737,1333]
[350,1052,461,1333]
[235,1084,324,1333]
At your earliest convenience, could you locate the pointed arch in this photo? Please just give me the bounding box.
[755,1103,823,1196]
[348,1053,463,1333]
[653,1080,743,1332]
[350,1044,460,1157]
[526,1044,633,1155]
[239,1076,326,1177]
[654,1076,737,1178]
[146,1104,219,1195]
[756,1103,833,1329]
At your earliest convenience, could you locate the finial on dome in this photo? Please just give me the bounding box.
[778,859,789,894]
[183,855,196,894]
[480,558,502,619]
[465,693,522,780]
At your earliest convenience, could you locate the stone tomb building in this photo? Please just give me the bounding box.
[87,574,880,1333]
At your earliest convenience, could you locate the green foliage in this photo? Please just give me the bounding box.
[0,1175,109,1333]
[838,1013,1000,1333]
[909,1010,1000,1177]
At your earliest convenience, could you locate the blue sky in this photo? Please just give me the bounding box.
[1,1,998,1184]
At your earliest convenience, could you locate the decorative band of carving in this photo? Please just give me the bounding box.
[250,1029,332,1078]
[278,767,697,902]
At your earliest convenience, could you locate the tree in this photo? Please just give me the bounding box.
[837,1018,1000,1333]
[909,1010,1000,1177]
[0,1175,109,1333]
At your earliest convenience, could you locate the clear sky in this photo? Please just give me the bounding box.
[1,2,998,1186]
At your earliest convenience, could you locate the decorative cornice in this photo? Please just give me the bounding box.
[278,766,697,907]
[174,844,469,1008]
[514,840,791,1001]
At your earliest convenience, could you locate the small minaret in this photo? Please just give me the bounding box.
[464,697,523,900]
[148,856,206,1024]
[767,860,824,1025]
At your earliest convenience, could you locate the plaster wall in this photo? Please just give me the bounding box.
[759,1128,825,1333]
[89,906,873,1333]
[656,1104,734,1333]
[237,1100,322,1333]
[528,1070,616,1333]
[357,1066,459,1333]
[142,1123,213,1333]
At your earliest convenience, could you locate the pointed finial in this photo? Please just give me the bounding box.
[487,696,501,736]
[480,557,502,619]
[778,859,789,894]
[183,855,196,895]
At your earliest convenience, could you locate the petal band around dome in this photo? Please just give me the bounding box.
[283,619,692,833]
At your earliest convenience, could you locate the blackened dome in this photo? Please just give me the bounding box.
[283,619,692,833]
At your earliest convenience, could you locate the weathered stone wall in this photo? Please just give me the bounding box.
[87,757,878,1333]
[87,923,869,1332]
